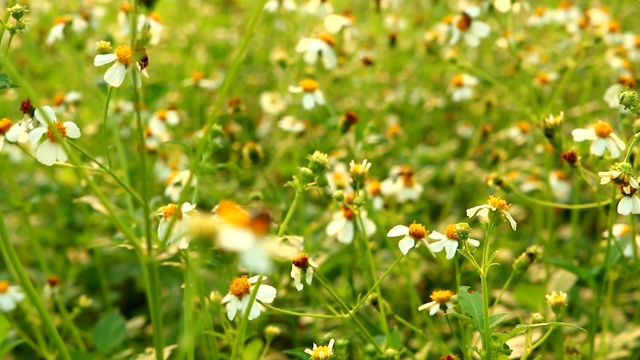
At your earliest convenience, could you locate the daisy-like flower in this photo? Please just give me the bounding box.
[0,281,25,312]
[617,187,640,216]
[46,15,89,45]
[149,108,180,135]
[366,180,384,210]
[94,45,149,87]
[324,14,353,34]
[533,71,559,90]
[598,162,638,192]
[290,253,318,291]
[164,169,196,202]
[327,161,352,193]
[28,106,81,166]
[289,79,326,110]
[428,223,479,260]
[157,202,197,249]
[304,339,335,360]
[448,74,479,102]
[603,74,635,109]
[466,195,517,231]
[604,224,640,258]
[138,13,163,45]
[449,7,490,47]
[259,92,288,115]
[264,0,297,13]
[349,159,371,185]
[221,275,277,321]
[380,165,424,203]
[295,34,337,69]
[387,222,433,255]
[572,121,626,158]
[418,290,455,316]
[278,116,306,133]
[182,71,224,89]
[545,290,568,314]
[306,0,333,17]
[326,202,376,244]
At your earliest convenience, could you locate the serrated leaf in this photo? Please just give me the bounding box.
[489,313,509,328]
[458,286,484,333]
[92,311,127,354]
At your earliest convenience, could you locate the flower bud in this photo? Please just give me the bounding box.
[307,151,329,175]
[513,244,543,273]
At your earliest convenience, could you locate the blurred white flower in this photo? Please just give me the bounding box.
[572,121,625,158]
[0,281,25,312]
[28,106,81,166]
[157,202,197,249]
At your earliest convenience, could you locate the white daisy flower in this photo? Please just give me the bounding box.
[572,121,626,158]
[0,281,25,312]
[387,222,433,255]
[28,106,81,166]
[326,205,376,244]
[449,74,479,102]
[324,14,353,34]
[164,170,196,202]
[449,6,491,47]
[305,339,335,359]
[380,165,423,203]
[289,79,325,110]
[221,275,277,321]
[138,13,163,45]
[157,202,197,249]
[264,0,297,13]
[428,223,479,260]
[306,0,333,17]
[617,188,640,216]
[94,45,149,88]
[182,71,224,89]
[277,116,306,133]
[290,253,318,291]
[295,35,337,69]
[418,290,455,316]
[259,92,288,115]
[466,195,517,231]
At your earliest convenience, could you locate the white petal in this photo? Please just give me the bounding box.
[503,212,517,230]
[632,196,640,214]
[429,304,440,316]
[464,33,481,47]
[55,143,68,163]
[94,53,117,66]
[443,240,459,259]
[303,49,319,65]
[255,284,277,303]
[35,106,57,126]
[321,48,337,69]
[590,139,607,156]
[387,225,409,237]
[63,122,81,139]
[428,239,448,253]
[398,237,415,255]
[470,21,491,38]
[466,205,487,218]
[104,63,127,87]
[29,127,47,144]
[326,217,346,236]
[35,141,58,166]
[302,93,315,109]
[226,298,239,320]
[428,231,446,240]
[571,128,596,142]
[467,238,481,247]
[338,220,354,244]
[618,197,632,215]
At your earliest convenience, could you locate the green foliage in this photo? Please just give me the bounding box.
[91,311,127,355]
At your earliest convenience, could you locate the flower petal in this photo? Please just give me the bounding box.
[387,225,409,237]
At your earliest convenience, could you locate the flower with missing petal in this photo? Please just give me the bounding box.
[387,222,433,255]
[572,121,625,158]
[290,253,318,291]
[157,202,197,249]
[221,275,277,321]
[418,290,455,316]
[428,223,479,259]
[28,106,81,166]
[466,195,517,230]
[326,203,376,244]
[295,34,337,69]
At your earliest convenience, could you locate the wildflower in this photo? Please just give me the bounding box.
[289,79,326,110]
[306,0,333,17]
[157,202,197,249]
[264,0,297,12]
[326,202,376,244]
[305,339,335,360]
[46,15,89,45]
[349,159,371,185]
[295,35,337,69]
[326,161,352,193]
[598,162,638,192]
[0,118,13,151]
[604,224,640,258]
[182,71,223,89]
[138,13,163,45]
[290,253,318,291]
[545,290,568,314]
[366,180,384,210]
[418,290,455,316]
[164,169,195,202]
[533,71,559,89]
[617,187,640,215]
[149,108,180,135]
[448,74,479,102]
[324,14,353,34]
[466,195,517,230]
[428,223,479,259]
[0,281,25,312]
[94,44,149,87]
[28,106,81,166]
[572,121,625,158]
[380,165,423,203]
[221,275,277,321]
[449,7,490,47]
[603,74,636,109]
[278,116,306,133]
[387,222,432,255]
[259,92,288,115]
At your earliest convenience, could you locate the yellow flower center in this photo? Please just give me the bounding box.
[536,72,550,85]
[0,281,8,294]
[386,123,401,138]
[149,12,163,23]
[53,15,71,25]
[300,79,319,92]
[608,20,621,33]
[249,212,271,235]
[593,121,613,138]
[444,224,459,241]
[229,275,251,298]
[317,32,336,46]
[332,172,348,189]
[398,166,415,187]
[456,13,472,31]
[215,201,251,227]
[46,122,67,142]
[517,121,531,133]
[430,289,454,303]
[351,162,368,175]
[619,75,636,88]
[341,205,355,220]
[559,1,572,10]
[548,292,567,306]
[367,180,381,196]
[191,71,205,81]
[311,346,333,359]
[534,7,547,16]
[115,45,133,65]
[120,3,131,13]
[156,109,168,121]
[0,118,12,135]
[408,222,428,240]
[53,93,66,106]
[487,195,511,211]
[451,74,465,88]
[618,224,631,236]
[292,253,310,269]
[162,204,183,220]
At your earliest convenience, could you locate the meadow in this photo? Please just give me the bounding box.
[0,0,639,359]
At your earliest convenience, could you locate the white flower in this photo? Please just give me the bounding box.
[428,224,479,260]
[617,188,640,216]
[466,195,517,231]
[418,290,455,316]
[182,71,224,89]
[289,79,325,110]
[4,118,31,144]
[290,253,318,291]
[604,224,640,258]
[324,14,353,33]
[449,7,491,47]
[326,206,376,244]
[164,170,196,202]
[277,116,306,133]
[157,202,197,249]
[304,339,335,360]
[387,222,432,255]
[138,13,163,45]
[295,36,337,69]
[448,74,479,102]
[28,106,81,166]
[306,0,333,17]
[259,92,288,115]
[0,281,25,312]
[94,45,149,88]
[572,121,625,158]
[221,275,277,321]
[380,165,423,203]
[264,0,297,13]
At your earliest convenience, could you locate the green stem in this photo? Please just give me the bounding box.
[0,0,17,50]
[0,210,71,360]
[521,326,556,360]
[53,295,86,351]
[261,303,346,319]
[230,275,264,360]
[277,189,301,236]
[510,186,612,210]
[480,226,495,360]
[182,253,195,360]
[351,254,403,313]
[102,86,114,167]
[490,270,516,315]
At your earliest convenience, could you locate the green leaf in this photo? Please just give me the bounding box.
[0,314,8,345]
[388,326,402,349]
[242,338,264,360]
[282,348,311,360]
[489,313,509,329]
[0,73,18,91]
[504,322,586,341]
[458,286,484,333]
[0,340,23,357]
[92,311,127,354]
[69,351,98,360]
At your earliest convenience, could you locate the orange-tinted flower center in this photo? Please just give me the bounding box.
[0,281,8,294]
[487,195,511,211]
[215,201,251,227]
[300,79,319,92]
[229,276,251,298]
[456,13,472,31]
[593,121,613,138]
[149,12,163,23]
[444,224,459,241]
[430,289,454,303]
[317,32,336,46]
[156,109,168,121]
[408,222,427,239]
[162,203,183,220]
[517,121,531,133]
[249,212,271,235]
[46,122,67,142]
[608,20,621,33]
[47,275,62,287]
[0,118,12,135]
[191,71,205,81]
[53,93,66,106]
[536,72,550,85]
[534,7,547,17]
[618,224,632,236]
[120,3,131,12]
[451,74,465,88]
[292,253,310,269]
[619,75,636,88]
[367,180,381,196]
[115,45,133,65]
[341,205,355,220]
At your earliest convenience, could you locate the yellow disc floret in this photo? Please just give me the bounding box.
[300,79,319,92]
[456,12,472,31]
[229,275,251,298]
[292,253,310,269]
[310,345,333,360]
[0,281,8,294]
[46,122,67,142]
[444,224,459,241]
[487,195,511,211]
[162,204,182,220]
[408,222,428,240]
[317,32,336,46]
[593,121,613,138]
[0,118,12,135]
[430,290,454,303]
[115,45,133,65]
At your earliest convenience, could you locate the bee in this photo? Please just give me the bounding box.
[137,47,150,71]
